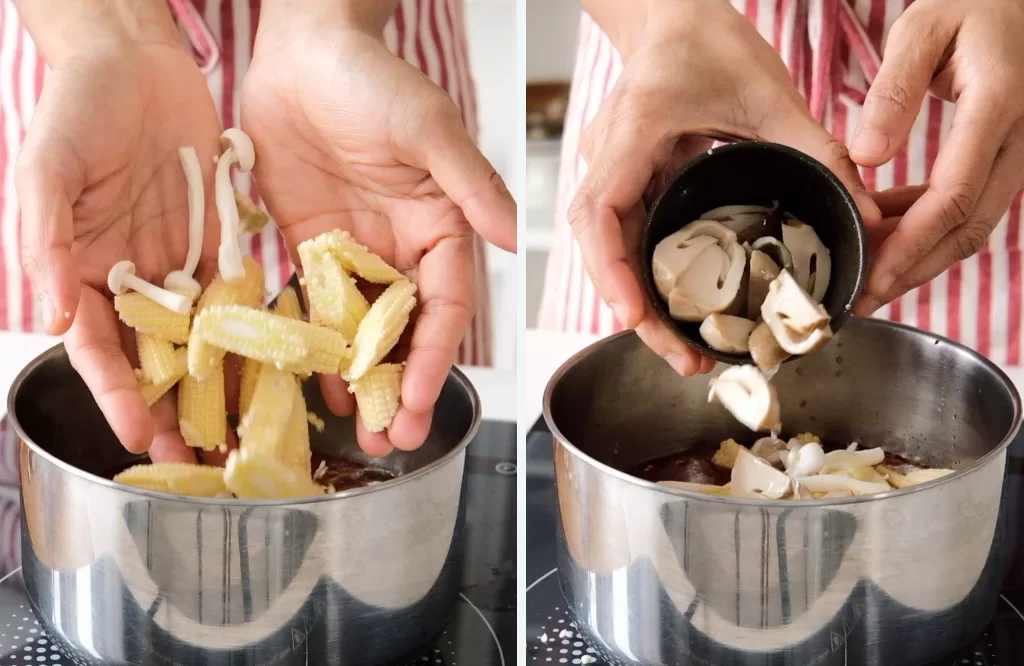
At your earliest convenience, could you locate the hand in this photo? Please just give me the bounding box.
[569,0,880,377]
[242,12,515,457]
[16,21,223,461]
[849,0,1024,314]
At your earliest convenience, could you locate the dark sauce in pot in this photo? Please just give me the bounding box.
[311,453,396,491]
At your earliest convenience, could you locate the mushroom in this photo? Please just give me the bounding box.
[748,321,791,373]
[785,441,826,477]
[782,219,832,302]
[699,314,756,353]
[666,225,747,321]
[708,364,781,432]
[822,448,885,468]
[730,448,792,499]
[746,250,781,320]
[652,234,718,299]
[750,436,788,465]
[107,261,191,314]
[702,205,771,221]
[751,237,794,274]
[798,474,892,496]
[702,201,784,244]
[760,270,833,355]
[163,146,205,301]
[656,480,731,496]
[214,128,257,282]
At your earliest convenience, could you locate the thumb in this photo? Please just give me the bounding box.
[420,102,516,253]
[15,154,81,335]
[848,16,950,167]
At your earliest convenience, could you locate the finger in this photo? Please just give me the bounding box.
[866,216,902,254]
[699,356,717,375]
[849,14,952,166]
[870,184,928,218]
[862,89,1012,304]
[388,408,432,452]
[63,288,153,453]
[420,104,516,253]
[319,374,355,417]
[15,151,81,335]
[355,412,395,458]
[148,392,197,464]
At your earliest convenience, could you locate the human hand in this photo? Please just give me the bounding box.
[569,0,880,377]
[242,7,515,457]
[15,5,223,461]
[849,0,1024,314]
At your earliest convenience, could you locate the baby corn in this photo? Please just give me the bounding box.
[189,256,265,379]
[298,241,369,339]
[313,230,405,284]
[139,347,188,406]
[178,366,227,452]
[347,280,417,379]
[224,448,325,500]
[237,364,297,448]
[349,363,402,433]
[114,463,229,497]
[238,356,262,418]
[137,333,180,384]
[234,189,270,234]
[115,293,191,344]
[284,387,312,475]
[273,286,304,320]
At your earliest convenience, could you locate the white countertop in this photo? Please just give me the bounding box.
[0,332,515,424]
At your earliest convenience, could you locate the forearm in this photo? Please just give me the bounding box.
[259,0,402,37]
[577,0,734,59]
[12,0,180,66]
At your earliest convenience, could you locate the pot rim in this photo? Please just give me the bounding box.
[9,343,482,507]
[542,320,1023,507]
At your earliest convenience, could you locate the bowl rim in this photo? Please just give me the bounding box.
[542,320,1023,507]
[639,140,868,365]
[8,343,482,506]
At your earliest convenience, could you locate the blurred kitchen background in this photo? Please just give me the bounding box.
[465,0,518,370]
[524,0,579,329]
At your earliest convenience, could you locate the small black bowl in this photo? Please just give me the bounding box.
[640,141,867,365]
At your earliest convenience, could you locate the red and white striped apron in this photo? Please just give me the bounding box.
[539,0,1024,370]
[0,0,492,366]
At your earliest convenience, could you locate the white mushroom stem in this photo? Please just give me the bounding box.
[708,364,781,432]
[750,436,787,465]
[214,129,257,282]
[177,147,204,279]
[798,474,892,496]
[107,260,191,314]
[221,128,255,172]
[822,447,885,468]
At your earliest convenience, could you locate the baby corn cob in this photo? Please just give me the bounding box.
[298,241,369,339]
[313,230,405,284]
[189,256,265,379]
[224,448,325,500]
[114,463,229,497]
[137,333,180,384]
[178,366,227,452]
[234,188,270,234]
[307,411,326,433]
[238,356,262,418]
[273,286,304,320]
[237,364,297,446]
[347,280,417,380]
[283,386,312,475]
[115,293,191,345]
[349,363,403,433]
[139,348,188,406]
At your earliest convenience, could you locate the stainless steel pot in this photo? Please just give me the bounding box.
[10,344,481,666]
[544,320,1022,666]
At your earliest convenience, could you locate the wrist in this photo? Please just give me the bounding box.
[585,0,734,61]
[14,0,181,67]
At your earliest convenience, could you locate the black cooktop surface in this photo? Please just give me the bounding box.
[526,419,1024,666]
[0,417,515,666]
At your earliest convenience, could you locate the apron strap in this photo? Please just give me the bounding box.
[167,0,221,75]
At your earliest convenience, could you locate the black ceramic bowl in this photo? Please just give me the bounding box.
[640,141,867,365]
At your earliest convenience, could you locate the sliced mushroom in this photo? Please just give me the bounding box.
[746,250,781,320]
[666,227,746,322]
[760,270,833,355]
[786,441,826,477]
[750,436,787,465]
[751,237,794,274]
[702,205,771,221]
[702,202,783,244]
[708,364,781,433]
[798,474,892,496]
[822,448,885,468]
[748,321,791,373]
[782,219,832,302]
[731,448,792,499]
[214,129,257,282]
[656,480,731,496]
[699,314,756,353]
[652,234,718,299]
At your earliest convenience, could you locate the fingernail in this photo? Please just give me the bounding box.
[609,301,629,326]
[665,353,698,376]
[37,294,53,331]
[850,128,890,161]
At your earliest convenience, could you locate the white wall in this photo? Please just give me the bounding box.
[525,0,580,82]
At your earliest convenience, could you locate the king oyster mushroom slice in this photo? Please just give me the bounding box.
[761,270,833,355]
[699,314,756,353]
[731,449,792,499]
[751,236,794,274]
[667,228,747,321]
[750,436,788,465]
[652,233,719,299]
[782,218,832,302]
[708,365,781,432]
[703,201,784,244]
[702,205,771,221]
[748,320,791,373]
[822,447,885,468]
[746,250,782,321]
[799,474,892,496]
[656,480,730,496]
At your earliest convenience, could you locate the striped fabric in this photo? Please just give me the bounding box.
[0,0,492,366]
[539,0,1024,368]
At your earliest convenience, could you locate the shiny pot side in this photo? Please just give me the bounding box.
[544,322,1022,666]
[12,345,481,666]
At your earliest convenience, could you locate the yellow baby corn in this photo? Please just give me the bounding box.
[298,241,369,339]
[347,280,417,380]
[313,230,405,284]
[237,364,298,448]
[178,366,227,452]
[238,356,262,418]
[137,333,180,384]
[349,363,402,433]
[307,411,326,433]
[139,348,188,406]
[189,256,265,378]
[283,387,312,475]
[192,305,309,369]
[234,188,270,234]
[115,293,191,345]
[273,286,303,320]
[114,463,229,497]
[224,448,326,500]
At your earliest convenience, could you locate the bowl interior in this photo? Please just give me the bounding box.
[546,321,1021,474]
[11,347,478,482]
[641,141,867,364]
